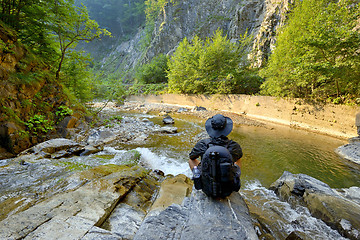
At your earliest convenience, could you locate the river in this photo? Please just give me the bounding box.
[117,111,359,189]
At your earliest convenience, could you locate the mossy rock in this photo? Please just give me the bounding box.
[78,164,150,181]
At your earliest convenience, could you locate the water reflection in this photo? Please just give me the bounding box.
[229,123,357,188]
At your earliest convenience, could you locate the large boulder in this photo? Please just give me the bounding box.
[86,130,117,147]
[0,121,31,155]
[150,174,193,212]
[162,115,175,124]
[19,138,86,159]
[134,189,258,240]
[270,171,360,240]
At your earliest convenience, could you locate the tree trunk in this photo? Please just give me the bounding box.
[335,78,340,97]
[56,52,65,81]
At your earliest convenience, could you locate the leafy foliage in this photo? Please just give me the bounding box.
[56,105,74,122]
[25,114,54,136]
[49,0,111,81]
[260,0,360,102]
[91,71,127,103]
[135,54,169,84]
[127,82,167,95]
[0,0,111,101]
[167,29,262,94]
[61,50,95,102]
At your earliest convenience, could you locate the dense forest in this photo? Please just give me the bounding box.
[0,0,360,153]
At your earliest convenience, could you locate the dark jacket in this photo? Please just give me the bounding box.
[189,136,242,162]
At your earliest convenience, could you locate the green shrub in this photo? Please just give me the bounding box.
[135,54,169,84]
[25,114,54,136]
[127,83,168,95]
[56,105,73,122]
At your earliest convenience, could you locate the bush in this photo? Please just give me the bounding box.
[25,114,54,136]
[56,105,73,122]
[135,54,169,84]
[127,83,168,95]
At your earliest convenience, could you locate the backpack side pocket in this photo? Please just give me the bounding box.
[233,165,241,191]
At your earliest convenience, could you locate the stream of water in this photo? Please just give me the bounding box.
[119,111,359,189]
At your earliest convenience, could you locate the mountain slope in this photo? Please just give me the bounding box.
[100,0,294,73]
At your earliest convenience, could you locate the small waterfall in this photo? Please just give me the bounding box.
[135,147,192,177]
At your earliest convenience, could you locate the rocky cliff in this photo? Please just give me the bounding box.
[101,0,294,72]
[0,24,81,158]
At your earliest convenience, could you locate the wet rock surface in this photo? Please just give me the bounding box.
[134,190,258,240]
[0,165,160,240]
[336,138,360,165]
[270,171,360,240]
[162,115,175,124]
[1,103,359,239]
[20,138,86,158]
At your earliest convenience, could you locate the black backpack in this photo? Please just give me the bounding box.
[194,145,241,198]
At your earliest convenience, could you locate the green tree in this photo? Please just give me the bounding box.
[260,0,360,101]
[135,54,169,84]
[167,29,260,94]
[167,35,203,93]
[49,0,111,81]
[1,0,58,60]
[61,50,94,102]
[91,71,126,103]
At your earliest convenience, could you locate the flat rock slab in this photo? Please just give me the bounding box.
[0,165,150,240]
[134,190,258,240]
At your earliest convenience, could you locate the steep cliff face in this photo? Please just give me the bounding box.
[102,0,294,72]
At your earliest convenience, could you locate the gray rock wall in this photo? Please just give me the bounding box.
[102,0,295,72]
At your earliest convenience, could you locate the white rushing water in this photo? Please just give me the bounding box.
[99,147,192,177]
[135,147,192,177]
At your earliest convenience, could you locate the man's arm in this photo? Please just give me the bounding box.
[188,139,209,170]
[234,158,241,168]
[228,140,243,163]
[188,158,200,170]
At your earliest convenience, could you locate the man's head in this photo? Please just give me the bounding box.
[205,114,233,138]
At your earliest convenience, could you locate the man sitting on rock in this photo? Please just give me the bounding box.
[188,114,242,198]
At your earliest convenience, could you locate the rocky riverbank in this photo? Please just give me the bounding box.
[0,102,359,239]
